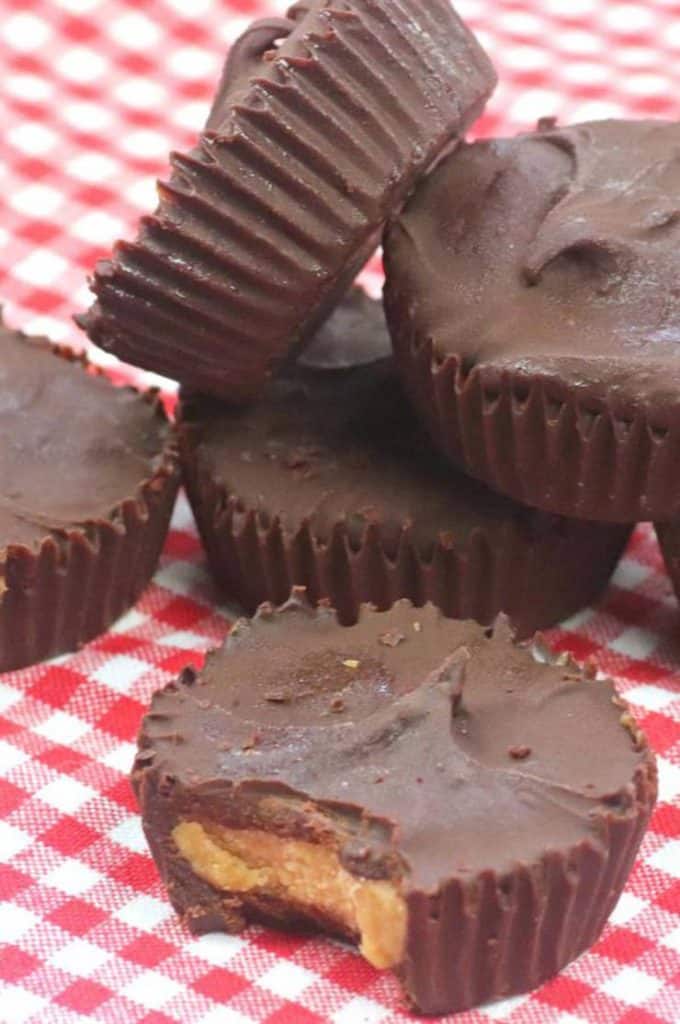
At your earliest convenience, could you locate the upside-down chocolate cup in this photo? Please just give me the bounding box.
[178,291,631,638]
[132,594,657,1016]
[78,0,496,402]
[384,119,680,523]
[0,322,180,672]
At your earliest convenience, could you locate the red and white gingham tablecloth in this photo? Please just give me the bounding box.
[0,2,679,1022]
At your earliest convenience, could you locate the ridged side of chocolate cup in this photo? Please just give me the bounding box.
[179,407,632,639]
[79,0,496,402]
[401,743,656,1015]
[0,353,180,673]
[133,638,657,1017]
[383,287,680,523]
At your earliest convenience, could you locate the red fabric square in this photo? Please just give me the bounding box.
[121,935,176,969]
[30,668,86,708]
[537,975,593,1011]
[265,1007,327,1024]
[594,928,655,964]
[47,899,109,936]
[37,745,90,774]
[42,817,101,856]
[56,979,113,1014]
[0,863,33,900]
[97,696,145,740]
[0,778,28,815]
[192,968,249,1003]
[0,947,40,983]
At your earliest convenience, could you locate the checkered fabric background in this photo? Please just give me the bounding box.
[0,1,679,1022]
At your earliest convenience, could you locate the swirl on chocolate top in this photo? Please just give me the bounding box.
[387,119,680,422]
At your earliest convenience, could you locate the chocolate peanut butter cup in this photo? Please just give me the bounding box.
[78,1,496,402]
[0,322,180,671]
[133,594,656,1016]
[178,291,631,638]
[384,119,680,522]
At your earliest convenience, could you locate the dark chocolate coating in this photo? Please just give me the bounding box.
[385,119,680,522]
[133,596,656,1015]
[655,520,680,607]
[78,0,496,402]
[0,323,180,670]
[296,285,392,371]
[179,292,631,637]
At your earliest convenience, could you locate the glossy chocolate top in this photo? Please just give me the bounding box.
[386,119,680,422]
[0,325,171,548]
[181,292,573,558]
[140,596,651,891]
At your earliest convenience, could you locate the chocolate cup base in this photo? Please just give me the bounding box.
[0,467,178,672]
[181,429,631,640]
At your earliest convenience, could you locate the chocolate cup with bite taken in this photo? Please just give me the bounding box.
[133,593,656,1016]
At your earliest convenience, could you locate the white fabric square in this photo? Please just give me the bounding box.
[259,962,316,1000]
[109,816,147,854]
[49,937,111,977]
[648,839,680,878]
[0,739,28,775]
[38,777,97,815]
[1,906,39,944]
[93,655,150,693]
[115,894,174,932]
[332,996,389,1024]
[602,965,663,1004]
[45,858,102,895]
[0,822,33,862]
[35,710,90,746]
[123,969,183,1010]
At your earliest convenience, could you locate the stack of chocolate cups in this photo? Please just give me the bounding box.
[75,2,670,1016]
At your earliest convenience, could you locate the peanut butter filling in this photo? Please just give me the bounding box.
[173,820,407,969]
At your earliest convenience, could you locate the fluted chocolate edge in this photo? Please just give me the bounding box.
[0,346,181,673]
[401,750,656,1014]
[79,0,496,402]
[383,285,680,524]
[178,407,631,639]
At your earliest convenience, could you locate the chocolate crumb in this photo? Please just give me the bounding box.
[265,691,292,704]
[158,773,176,796]
[330,697,345,713]
[509,745,531,760]
[379,630,406,648]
